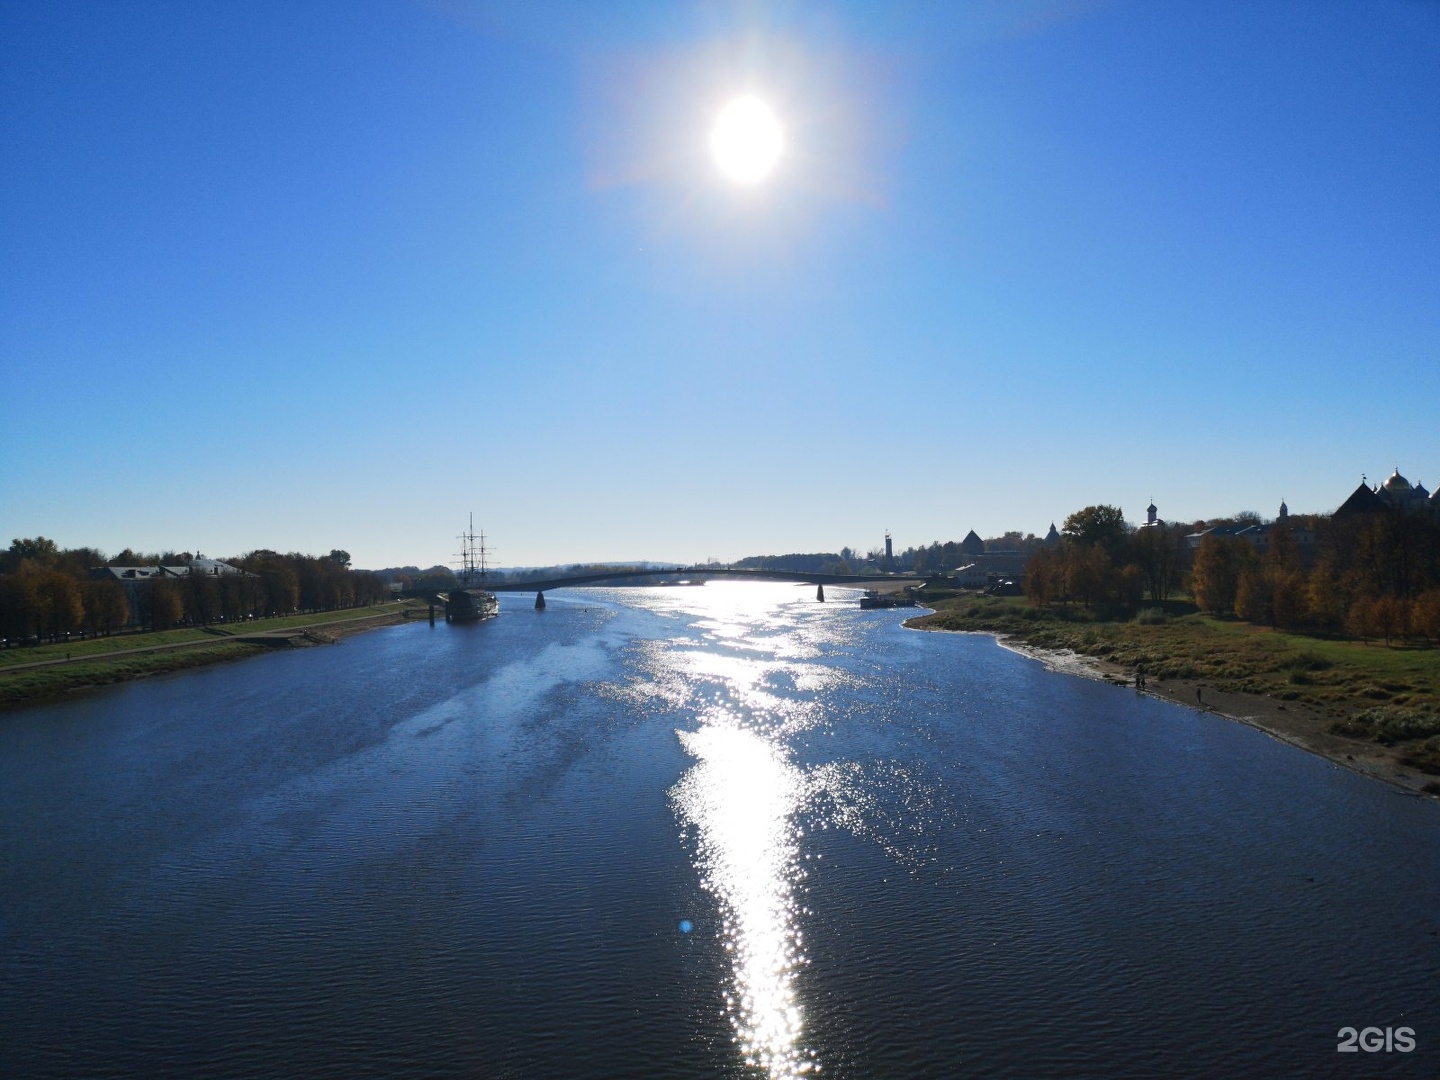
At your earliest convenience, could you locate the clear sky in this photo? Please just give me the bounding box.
[3,1,1437,570]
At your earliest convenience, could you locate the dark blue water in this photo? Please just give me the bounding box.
[1,583,1436,1078]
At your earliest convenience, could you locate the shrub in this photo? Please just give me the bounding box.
[1330,707,1440,745]
[1156,662,1198,680]
[1133,608,1169,626]
[1400,736,1440,775]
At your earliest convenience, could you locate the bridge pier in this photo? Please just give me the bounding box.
[816,584,825,602]
[535,591,546,610]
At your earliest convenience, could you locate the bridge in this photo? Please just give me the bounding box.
[426,567,928,617]
[483,566,924,592]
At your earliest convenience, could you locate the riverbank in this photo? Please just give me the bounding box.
[906,595,1440,797]
[0,602,427,707]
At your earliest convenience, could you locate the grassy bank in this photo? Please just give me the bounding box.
[0,641,270,704]
[0,602,423,706]
[908,593,1440,790]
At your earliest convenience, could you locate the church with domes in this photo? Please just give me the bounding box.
[1334,468,1440,517]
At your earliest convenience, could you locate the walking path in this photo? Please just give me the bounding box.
[0,610,411,673]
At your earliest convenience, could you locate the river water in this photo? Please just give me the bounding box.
[1,583,1436,1078]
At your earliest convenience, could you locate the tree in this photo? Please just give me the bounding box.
[1024,548,1063,606]
[4,537,59,572]
[184,567,218,625]
[1270,570,1309,630]
[1062,506,1129,559]
[1191,535,1254,614]
[1305,555,1350,634]
[1346,595,1378,643]
[249,559,299,614]
[55,546,106,579]
[328,549,352,568]
[141,578,183,629]
[32,566,84,640]
[1066,544,1114,608]
[1234,566,1272,625]
[1132,524,1182,603]
[1116,563,1146,610]
[1412,589,1440,643]
[83,578,130,635]
[1258,524,1307,629]
[0,567,41,639]
[1373,595,1408,646]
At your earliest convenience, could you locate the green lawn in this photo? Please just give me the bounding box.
[0,641,265,704]
[0,603,415,669]
[0,602,423,705]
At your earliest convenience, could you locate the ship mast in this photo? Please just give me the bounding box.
[456,513,490,588]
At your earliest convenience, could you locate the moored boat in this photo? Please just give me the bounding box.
[446,515,498,622]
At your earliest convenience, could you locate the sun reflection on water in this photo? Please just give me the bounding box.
[670,719,816,1077]
[614,582,923,1076]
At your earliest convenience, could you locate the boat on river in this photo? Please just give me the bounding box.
[445,516,498,622]
[858,590,917,610]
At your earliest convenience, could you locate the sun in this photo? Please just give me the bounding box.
[709,96,783,185]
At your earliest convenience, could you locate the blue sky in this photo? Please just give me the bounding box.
[3,1,1437,569]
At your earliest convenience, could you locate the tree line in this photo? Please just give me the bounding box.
[1188,511,1440,644]
[0,538,388,644]
[1021,505,1440,644]
[1021,505,1187,610]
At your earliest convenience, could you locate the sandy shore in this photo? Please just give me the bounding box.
[916,626,1436,797]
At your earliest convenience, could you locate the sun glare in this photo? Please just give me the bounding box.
[710,96,783,185]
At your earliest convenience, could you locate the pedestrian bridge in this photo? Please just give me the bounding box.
[484,566,923,593]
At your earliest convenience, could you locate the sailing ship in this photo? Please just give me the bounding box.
[445,515,499,622]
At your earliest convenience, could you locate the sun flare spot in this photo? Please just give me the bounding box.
[710,96,783,185]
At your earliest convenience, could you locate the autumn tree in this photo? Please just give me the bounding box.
[1373,595,1409,646]
[141,578,183,629]
[1304,554,1351,635]
[1234,565,1273,625]
[82,578,130,635]
[31,564,85,640]
[1132,523,1183,602]
[1190,535,1255,614]
[1066,544,1114,608]
[1116,563,1146,610]
[1024,547,1063,606]
[1413,589,1440,643]
[1260,524,1308,629]
[1346,595,1378,643]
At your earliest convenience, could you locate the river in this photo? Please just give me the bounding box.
[1,582,1435,1078]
